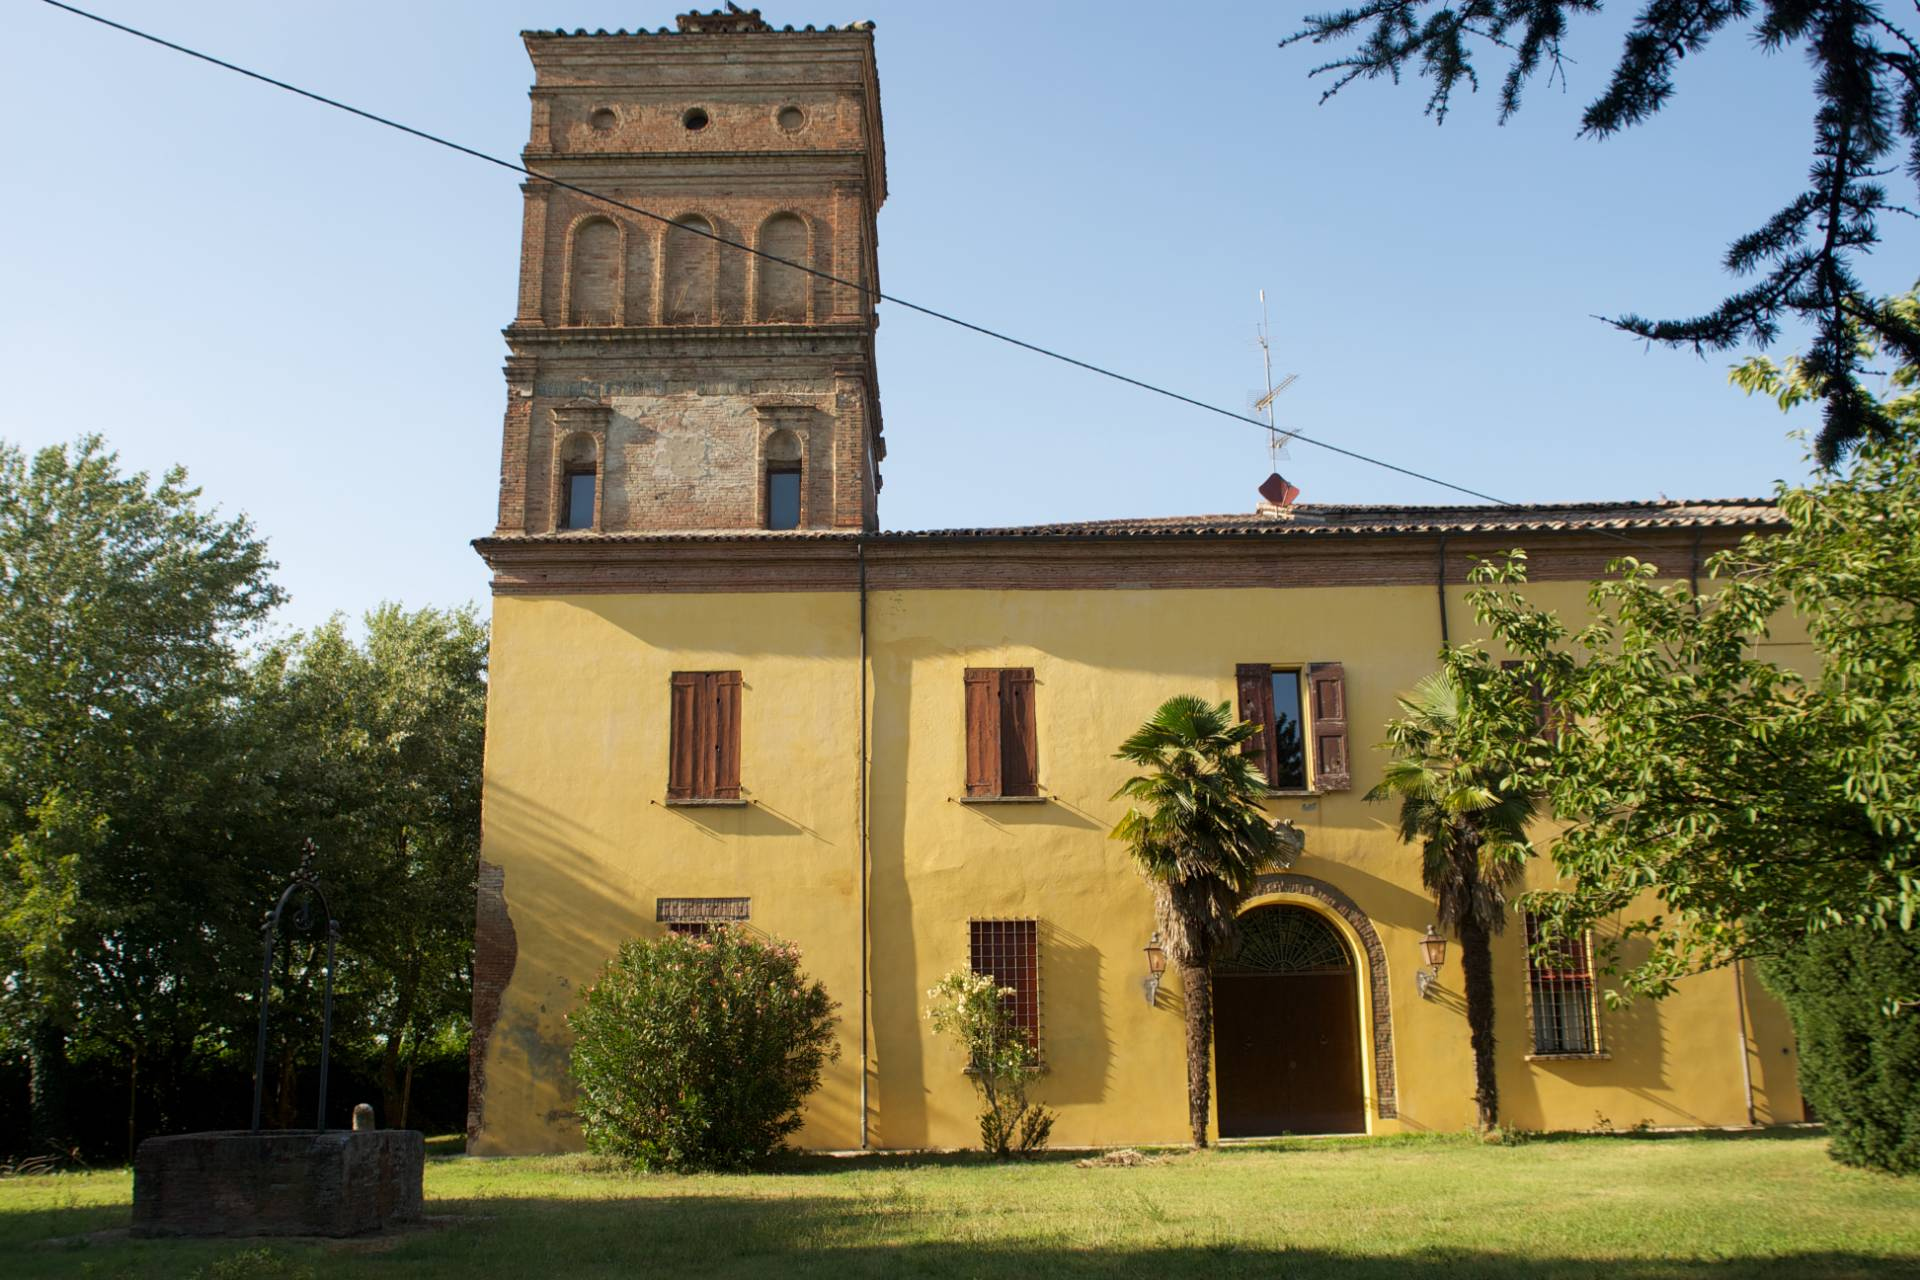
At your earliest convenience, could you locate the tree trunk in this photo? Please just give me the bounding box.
[1179,959,1213,1148]
[126,1047,139,1163]
[274,1042,298,1130]
[1459,914,1500,1131]
[27,1019,71,1154]
[378,956,423,1128]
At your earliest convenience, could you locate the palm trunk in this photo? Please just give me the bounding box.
[1459,914,1499,1131]
[1180,959,1213,1148]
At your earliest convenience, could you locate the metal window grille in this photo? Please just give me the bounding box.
[657,897,750,925]
[968,918,1040,1052]
[667,921,715,938]
[1525,913,1600,1056]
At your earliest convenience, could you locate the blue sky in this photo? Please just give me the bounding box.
[6,2,1915,631]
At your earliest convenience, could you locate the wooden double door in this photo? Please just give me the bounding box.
[1214,905,1367,1137]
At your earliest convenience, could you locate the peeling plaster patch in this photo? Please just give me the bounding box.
[467,859,519,1148]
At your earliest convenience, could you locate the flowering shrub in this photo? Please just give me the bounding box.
[567,930,838,1170]
[926,969,1055,1157]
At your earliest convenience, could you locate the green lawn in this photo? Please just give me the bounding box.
[4,1131,1919,1278]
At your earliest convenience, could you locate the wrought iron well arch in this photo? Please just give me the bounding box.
[251,841,340,1132]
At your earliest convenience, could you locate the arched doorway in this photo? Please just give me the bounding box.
[1214,904,1366,1136]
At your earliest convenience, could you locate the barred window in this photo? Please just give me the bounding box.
[1525,913,1600,1056]
[968,918,1040,1051]
[658,897,749,939]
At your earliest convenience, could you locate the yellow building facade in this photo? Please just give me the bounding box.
[467,12,1805,1155]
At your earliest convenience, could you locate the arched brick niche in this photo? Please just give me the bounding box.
[1245,872,1399,1119]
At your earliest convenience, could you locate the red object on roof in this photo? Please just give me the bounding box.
[1259,473,1301,507]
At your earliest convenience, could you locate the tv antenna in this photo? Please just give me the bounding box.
[1248,289,1299,468]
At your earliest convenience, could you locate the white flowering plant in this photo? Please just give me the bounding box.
[925,969,1054,1157]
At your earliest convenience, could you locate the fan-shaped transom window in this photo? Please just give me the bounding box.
[1218,906,1353,975]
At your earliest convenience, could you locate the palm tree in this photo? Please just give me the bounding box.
[1111,695,1301,1148]
[1370,672,1534,1132]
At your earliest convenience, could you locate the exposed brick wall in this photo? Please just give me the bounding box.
[467,859,518,1150]
[491,25,886,537]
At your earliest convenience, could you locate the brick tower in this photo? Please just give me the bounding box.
[491,8,886,537]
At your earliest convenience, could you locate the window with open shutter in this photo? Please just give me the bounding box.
[667,670,742,801]
[963,668,1038,798]
[1235,663,1280,785]
[1525,912,1601,1057]
[1237,663,1315,790]
[1501,659,1564,737]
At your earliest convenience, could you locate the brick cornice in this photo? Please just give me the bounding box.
[505,322,874,348]
[472,527,1758,597]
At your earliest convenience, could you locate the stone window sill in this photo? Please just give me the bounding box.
[1525,1052,1611,1063]
[957,795,1047,805]
[664,798,750,808]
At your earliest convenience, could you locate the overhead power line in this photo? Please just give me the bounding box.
[36,0,1544,510]
[39,0,1747,577]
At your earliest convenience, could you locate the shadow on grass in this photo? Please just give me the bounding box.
[49,1194,1900,1280]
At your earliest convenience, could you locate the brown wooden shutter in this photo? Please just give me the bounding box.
[1001,668,1038,797]
[1306,662,1350,791]
[1501,659,1557,734]
[668,672,700,800]
[1236,663,1278,786]
[713,670,742,800]
[963,668,1003,797]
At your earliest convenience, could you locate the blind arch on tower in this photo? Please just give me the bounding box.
[663,213,718,324]
[565,216,621,325]
[755,212,810,322]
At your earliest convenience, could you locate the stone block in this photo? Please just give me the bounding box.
[131,1129,425,1238]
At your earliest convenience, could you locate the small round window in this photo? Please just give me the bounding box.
[588,107,617,132]
[681,107,710,131]
[776,105,806,133]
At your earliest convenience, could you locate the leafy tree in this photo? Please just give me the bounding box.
[1468,321,1920,997]
[568,930,838,1170]
[1282,2,1920,465]
[1370,672,1537,1131]
[926,969,1055,1158]
[244,605,487,1128]
[0,437,282,1150]
[1110,695,1301,1148]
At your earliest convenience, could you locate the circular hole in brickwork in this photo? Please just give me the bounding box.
[589,107,617,132]
[776,105,806,133]
[682,107,711,131]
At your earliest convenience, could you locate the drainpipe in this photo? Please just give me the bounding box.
[1689,528,1704,601]
[856,539,870,1149]
[1435,535,1450,646]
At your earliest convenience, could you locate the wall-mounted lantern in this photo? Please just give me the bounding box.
[1416,924,1447,999]
[1142,932,1167,1007]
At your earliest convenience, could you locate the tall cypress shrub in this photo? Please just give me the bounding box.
[1764,927,1920,1174]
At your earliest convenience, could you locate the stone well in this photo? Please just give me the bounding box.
[132,1129,424,1238]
